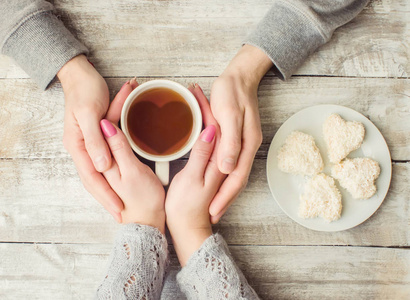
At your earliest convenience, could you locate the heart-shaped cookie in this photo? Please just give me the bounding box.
[128,101,193,155]
[299,173,342,222]
[277,131,323,176]
[323,114,365,163]
[331,158,380,199]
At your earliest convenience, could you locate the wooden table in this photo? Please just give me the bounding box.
[0,1,409,299]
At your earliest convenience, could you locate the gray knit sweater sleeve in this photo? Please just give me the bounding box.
[0,0,88,90]
[244,0,369,80]
[96,224,168,300]
[177,234,259,299]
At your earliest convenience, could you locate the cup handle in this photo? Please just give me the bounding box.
[155,161,169,186]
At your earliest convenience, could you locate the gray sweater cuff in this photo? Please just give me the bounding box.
[177,234,259,299]
[96,224,168,299]
[2,11,88,90]
[244,0,326,80]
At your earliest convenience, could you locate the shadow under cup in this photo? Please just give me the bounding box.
[121,80,202,185]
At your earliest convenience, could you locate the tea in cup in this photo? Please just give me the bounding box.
[121,80,202,185]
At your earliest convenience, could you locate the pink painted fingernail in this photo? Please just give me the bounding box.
[100,119,117,137]
[201,125,216,143]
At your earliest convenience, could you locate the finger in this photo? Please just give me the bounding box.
[102,158,120,183]
[189,84,218,130]
[215,103,244,175]
[129,77,139,90]
[189,84,221,163]
[106,80,137,124]
[185,125,216,179]
[68,138,123,222]
[209,109,262,219]
[210,205,229,224]
[100,119,143,173]
[77,114,112,173]
[189,84,225,188]
[204,157,226,191]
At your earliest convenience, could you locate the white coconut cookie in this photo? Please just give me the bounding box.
[323,114,365,163]
[332,157,381,199]
[299,173,342,222]
[277,131,323,176]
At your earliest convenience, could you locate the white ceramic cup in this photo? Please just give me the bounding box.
[121,80,202,185]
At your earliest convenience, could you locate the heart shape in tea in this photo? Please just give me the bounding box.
[127,100,193,155]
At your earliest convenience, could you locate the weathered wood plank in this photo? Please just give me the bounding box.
[0,157,408,246]
[0,243,409,299]
[0,0,408,79]
[0,77,408,160]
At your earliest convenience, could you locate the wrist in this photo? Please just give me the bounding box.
[171,227,212,267]
[57,54,96,90]
[122,210,166,235]
[223,44,273,87]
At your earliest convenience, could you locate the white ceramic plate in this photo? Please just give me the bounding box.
[266,105,392,232]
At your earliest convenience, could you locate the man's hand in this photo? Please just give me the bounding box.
[209,45,273,223]
[57,55,137,222]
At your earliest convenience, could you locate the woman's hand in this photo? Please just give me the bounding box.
[166,88,225,266]
[209,45,273,223]
[58,55,132,222]
[99,81,166,233]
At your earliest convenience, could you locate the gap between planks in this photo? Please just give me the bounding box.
[0,157,408,163]
[0,75,409,81]
[0,241,408,250]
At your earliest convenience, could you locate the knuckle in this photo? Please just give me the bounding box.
[211,77,225,91]
[194,146,212,159]
[232,111,243,122]
[109,140,125,153]
[208,160,222,176]
[77,103,105,118]
[128,163,148,178]
[254,130,263,147]
[85,139,105,154]
[226,139,242,152]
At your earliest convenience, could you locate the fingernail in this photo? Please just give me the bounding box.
[222,158,236,173]
[210,207,219,217]
[120,80,130,90]
[201,125,216,143]
[188,83,194,90]
[211,217,220,224]
[94,155,108,172]
[100,119,117,137]
[195,83,204,93]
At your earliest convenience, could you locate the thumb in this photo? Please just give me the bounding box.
[79,115,112,172]
[100,119,142,171]
[185,125,216,179]
[217,112,243,174]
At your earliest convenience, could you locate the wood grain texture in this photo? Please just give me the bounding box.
[0,0,408,297]
[0,77,409,160]
[0,157,408,246]
[0,0,408,79]
[0,243,409,300]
